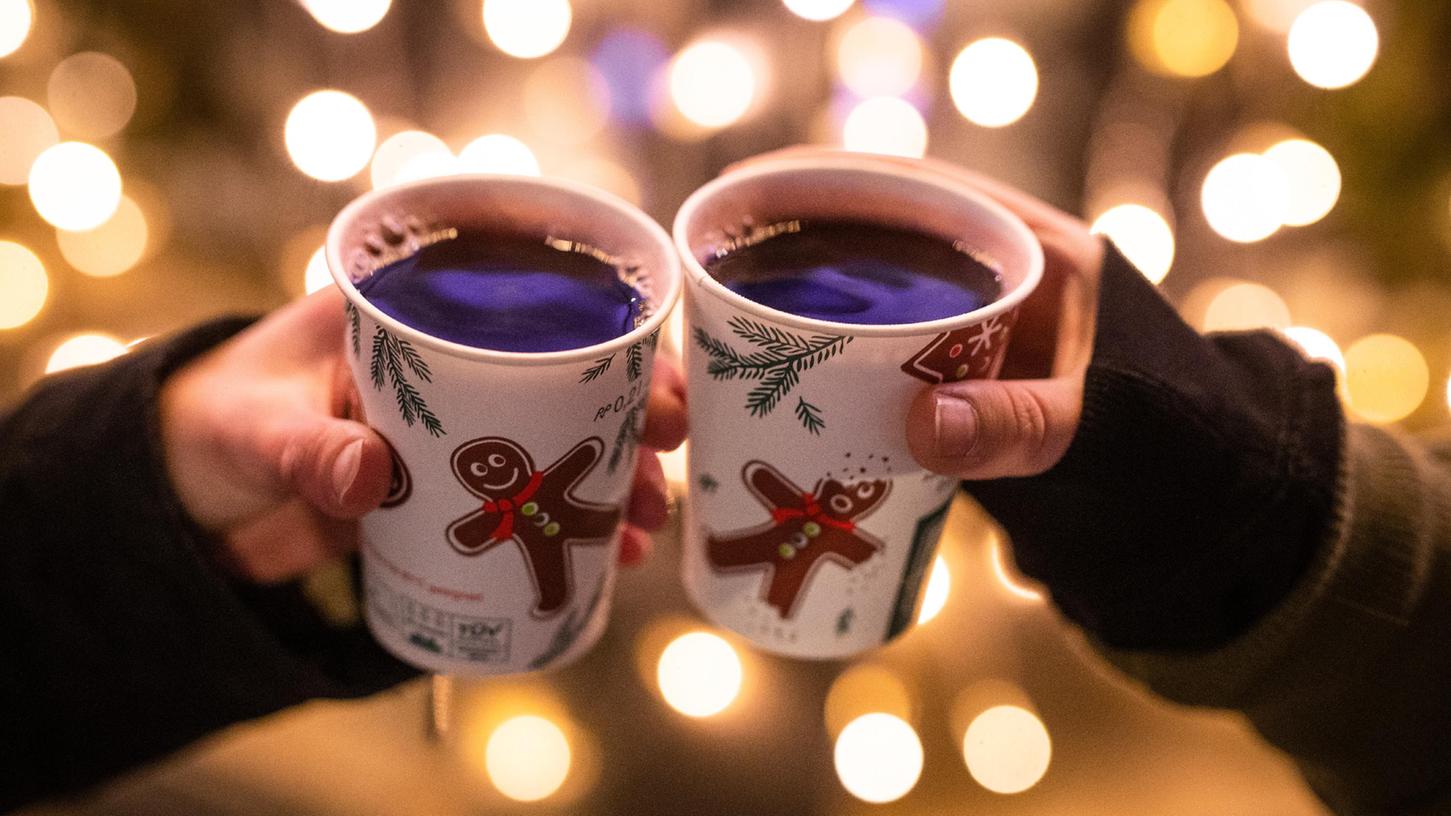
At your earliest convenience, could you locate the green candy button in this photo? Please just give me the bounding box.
[543,522,561,536]
[520,502,539,516]
[803,522,821,538]
[777,543,796,559]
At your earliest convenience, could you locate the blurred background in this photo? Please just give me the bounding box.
[3,0,1448,813]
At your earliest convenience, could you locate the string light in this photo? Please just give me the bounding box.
[835,16,923,98]
[842,96,927,158]
[1344,334,1429,424]
[46,52,138,138]
[948,38,1038,128]
[525,57,612,145]
[1263,138,1340,226]
[833,713,923,803]
[0,96,58,186]
[916,556,950,624]
[668,40,756,129]
[57,194,148,277]
[300,0,391,34]
[1288,1,1378,89]
[1202,282,1292,331]
[45,333,126,373]
[0,241,48,330]
[284,90,377,182]
[1128,0,1239,78]
[0,0,31,58]
[28,142,123,232]
[484,715,572,802]
[370,130,453,189]
[657,631,742,718]
[1090,203,1175,284]
[963,705,1052,794]
[1281,326,1346,376]
[459,134,540,176]
[1201,153,1287,243]
[784,0,854,21]
[483,0,572,59]
[304,247,332,294]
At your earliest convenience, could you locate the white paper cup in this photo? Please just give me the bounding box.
[327,174,681,675]
[673,156,1043,659]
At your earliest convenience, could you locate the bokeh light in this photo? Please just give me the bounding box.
[917,555,950,624]
[833,713,923,804]
[525,57,611,145]
[657,631,742,718]
[458,133,540,176]
[836,16,923,98]
[1281,326,1346,375]
[1201,152,1287,243]
[483,0,572,59]
[842,96,927,157]
[1090,203,1175,284]
[45,333,126,373]
[825,665,913,738]
[304,246,331,294]
[0,96,59,185]
[949,37,1038,128]
[301,0,391,34]
[1129,0,1239,78]
[484,715,571,802]
[56,194,148,277]
[1202,282,1292,331]
[1344,334,1429,424]
[0,240,48,330]
[784,0,854,21]
[668,40,757,129]
[46,52,138,138]
[1242,0,1317,32]
[1288,1,1377,89]
[28,141,123,232]
[963,705,1052,794]
[370,130,453,189]
[0,0,31,58]
[284,90,377,182]
[1263,138,1340,226]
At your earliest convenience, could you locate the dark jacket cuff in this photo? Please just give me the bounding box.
[966,243,1343,650]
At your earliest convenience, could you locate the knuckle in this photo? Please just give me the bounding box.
[1004,386,1051,462]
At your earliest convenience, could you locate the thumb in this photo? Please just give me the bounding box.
[266,415,393,518]
[906,378,1082,480]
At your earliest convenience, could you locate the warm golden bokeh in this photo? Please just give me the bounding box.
[833,713,923,803]
[824,664,913,738]
[1288,1,1378,89]
[1344,334,1429,424]
[656,631,743,718]
[836,16,923,98]
[284,90,377,182]
[963,705,1053,794]
[56,194,148,278]
[0,96,57,185]
[46,52,137,138]
[1091,203,1175,284]
[949,37,1038,128]
[0,240,48,330]
[28,141,123,232]
[484,715,572,801]
[842,95,927,157]
[1130,0,1239,78]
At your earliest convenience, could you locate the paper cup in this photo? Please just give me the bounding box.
[673,156,1043,659]
[327,174,681,675]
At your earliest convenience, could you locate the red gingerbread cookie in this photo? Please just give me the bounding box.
[446,436,620,618]
[900,312,1014,385]
[707,461,890,620]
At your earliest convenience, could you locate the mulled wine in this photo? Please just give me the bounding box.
[357,228,646,353]
[704,219,1002,325]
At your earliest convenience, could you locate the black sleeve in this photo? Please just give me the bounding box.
[0,318,417,810]
[965,244,1344,651]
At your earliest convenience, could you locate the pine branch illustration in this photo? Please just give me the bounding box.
[395,336,432,382]
[578,353,614,383]
[695,327,787,380]
[608,404,641,473]
[799,335,853,369]
[795,397,825,435]
[369,328,387,389]
[626,341,643,381]
[745,363,799,417]
[377,328,446,436]
[346,302,361,357]
[646,328,660,350]
[728,316,812,354]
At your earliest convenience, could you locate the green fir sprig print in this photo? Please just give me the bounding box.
[693,316,851,432]
[608,401,641,474]
[579,353,614,383]
[625,340,644,381]
[370,327,445,437]
[345,301,361,357]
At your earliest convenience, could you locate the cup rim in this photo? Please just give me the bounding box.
[671,155,1045,337]
[327,173,683,366]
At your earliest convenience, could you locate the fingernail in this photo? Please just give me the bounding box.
[933,394,977,458]
[332,439,364,502]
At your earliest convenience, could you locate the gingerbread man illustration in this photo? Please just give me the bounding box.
[707,461,890,620]
[900,312,1016,385]
[447,436,620,618]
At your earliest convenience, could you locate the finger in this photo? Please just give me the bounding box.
[641,355,687,451]
[626,449,670,531]
[261,414,393,519]
[221,499,357,583]
[906,378,1082,479]
[617,523,654,567]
